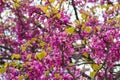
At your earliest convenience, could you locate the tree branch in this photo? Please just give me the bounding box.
[71,0,79,20]
[0,45,13,52]
[67,68,77,80]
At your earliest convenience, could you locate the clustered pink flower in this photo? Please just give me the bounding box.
[0,0,120,80]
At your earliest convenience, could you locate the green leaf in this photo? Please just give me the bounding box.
[27,54,32,60]
[82,52,89,62]
[90,71,96,78]
[0,68,6,74]
[40,41,46,47]
[84,26,92,33]
[83,52,88,58]
[21,45,26,52]
[18,75,24,80]
[49,0,55,3]
[55,73,60,78]
[91,64,102,71]
[35,51,47,60]
[11,54,21,60]
[56,13,61,18]
[65,27,75,34]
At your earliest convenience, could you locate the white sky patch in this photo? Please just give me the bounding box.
[76,40,81,45]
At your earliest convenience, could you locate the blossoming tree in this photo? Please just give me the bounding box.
[0,0,120,80]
